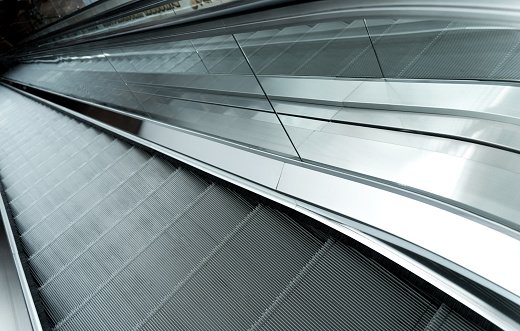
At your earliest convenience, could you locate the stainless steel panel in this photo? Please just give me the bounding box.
[343,80,520,126]
[134,93,296,157]
[319,122,520,174]
[138,120,285,189]
[127,83,272,111]
[259,76,363,106]
[332,107,520,152]
[120,72,265,97]
[17,83,519,331]
[0,221,33,331]
[272,100,341,119]
[276,163,520,302]
[280,116,520,229]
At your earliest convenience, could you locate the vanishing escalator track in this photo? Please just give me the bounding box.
[0,85,499,330]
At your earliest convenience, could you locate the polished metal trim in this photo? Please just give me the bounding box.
[276,163,520,301]
[0,189,43,331]
[342,79,520,126]
[232,34,303,161]
[6,83,520,331]
[291,206,520,331]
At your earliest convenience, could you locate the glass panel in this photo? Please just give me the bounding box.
[6,51,147,117]
[103,36,300,158]
[235,20,382,78]
[49,0,240,46]
[366,19,520,81]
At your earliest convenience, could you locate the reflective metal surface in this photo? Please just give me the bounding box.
[280,117,520,229]
[276,163,520,303]
[0,218,33,331]
[343,80,520,126]
[138,120,286,189]
[234,20,382,78]
[8,53,520,230]
[330,107,520,153]
[0,180,42,331]
[5,2,520,329]
[8,84,520,331]
[6,5,520,319]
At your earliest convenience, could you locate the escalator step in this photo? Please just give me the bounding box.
[0,85,498,331]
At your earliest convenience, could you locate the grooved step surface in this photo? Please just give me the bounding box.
[0,86,492,331]
[250,241,435,331]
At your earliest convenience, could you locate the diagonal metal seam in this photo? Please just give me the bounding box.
[206,35,253,72]
[291,21,356,76]
[226,30,283,74]
[363,19,385,79]
[189,39,212,74]
[337,19,399,77]
[186,36,233,73]
[52,183,217,329]
[397,21,455,78]
[133,204,263,331]
[101,50,153,118]
[231,34,303,162]
[255,24,319,74]
[424,303,451,330]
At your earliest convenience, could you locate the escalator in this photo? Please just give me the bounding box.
[2,0,520,330]
[0,85,496,330]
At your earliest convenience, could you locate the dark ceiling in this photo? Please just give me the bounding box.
[0,0,84,53]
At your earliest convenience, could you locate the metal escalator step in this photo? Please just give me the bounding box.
[138,206,322,331]
[252,241,436,331]
[16,146,146,235]
[425,304,451,330]
[0,86,501,331]
[26,161,181,284]
[13,140,131,227]
[7,133,114,204]
[54,185,256,331]
[1,124,93,185]
[184,185,255,243]
[38,171,209,324]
